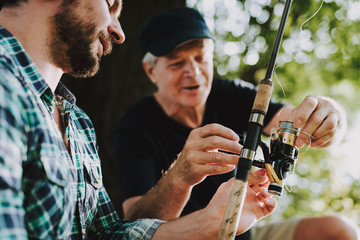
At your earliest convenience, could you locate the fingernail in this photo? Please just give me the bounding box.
[296,138,304,148]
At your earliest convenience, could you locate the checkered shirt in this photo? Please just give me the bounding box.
[0,26,162,239]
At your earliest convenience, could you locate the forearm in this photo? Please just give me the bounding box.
[125,167,193,221]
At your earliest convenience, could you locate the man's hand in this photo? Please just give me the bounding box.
[166,123,242,189]
[240,169,276,232]
[152,169,276,240]
[205,169,277,236]
[123,123,242,220]
[289,95,347,148]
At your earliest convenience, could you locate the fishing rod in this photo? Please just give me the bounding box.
[218,0,294,239]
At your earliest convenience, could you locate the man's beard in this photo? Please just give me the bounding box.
[49,4,108,78]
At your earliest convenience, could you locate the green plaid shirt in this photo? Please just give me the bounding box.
[0,26,162,239]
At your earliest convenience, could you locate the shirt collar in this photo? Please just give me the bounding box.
[55,82,76,107]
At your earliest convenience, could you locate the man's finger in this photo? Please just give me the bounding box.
[197,123,240,141]
[198,135,242,154]
[247,169,268,186]
[291,95,319,128]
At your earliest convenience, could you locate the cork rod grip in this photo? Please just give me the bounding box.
[252,80,273,113]
[218,179,247,240]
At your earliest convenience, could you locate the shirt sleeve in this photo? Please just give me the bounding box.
[0,67,28,239]
[88,186,164,239]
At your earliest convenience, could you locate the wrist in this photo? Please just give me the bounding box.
[195,208,220,239]
[164,154,194,191]
[163,165,193,192]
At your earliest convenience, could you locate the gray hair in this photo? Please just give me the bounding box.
[142,39,214,68]
[142,52,158,68]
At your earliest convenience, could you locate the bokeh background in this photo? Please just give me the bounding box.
[62,0,360,226]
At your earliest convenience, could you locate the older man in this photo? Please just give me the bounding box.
[114,7,357,240]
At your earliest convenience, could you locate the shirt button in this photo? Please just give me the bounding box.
[82,228,86,235]
[61,174,66,180]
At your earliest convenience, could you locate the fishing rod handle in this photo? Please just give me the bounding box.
[236,79,273,181]
[218,178,247,240]
[219,80,273,240]
[252,79,273,114]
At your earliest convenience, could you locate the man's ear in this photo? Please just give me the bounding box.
[142,61,157,84]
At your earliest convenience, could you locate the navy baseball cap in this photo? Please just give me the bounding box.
[139,7,214,57]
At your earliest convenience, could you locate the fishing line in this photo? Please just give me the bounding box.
[273,0,325,100]
[272,0,325,154]
[299,0,325,34]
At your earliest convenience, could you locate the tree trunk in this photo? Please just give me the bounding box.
[61,0,186,217]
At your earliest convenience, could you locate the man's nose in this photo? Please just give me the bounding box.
[108,18,125,44]
[184,61,200,77]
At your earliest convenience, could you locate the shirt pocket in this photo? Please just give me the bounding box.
[84,160,102,189]
[41,155,69,187]
[82,160,103,225]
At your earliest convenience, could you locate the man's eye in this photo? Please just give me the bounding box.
[170,61,183,68]
[195,56,204,63]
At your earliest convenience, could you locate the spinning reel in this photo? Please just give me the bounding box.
[252,121,300,196]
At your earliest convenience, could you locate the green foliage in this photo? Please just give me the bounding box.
[188,0,360,226]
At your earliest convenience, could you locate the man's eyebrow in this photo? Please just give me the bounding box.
[166,54,181,60]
